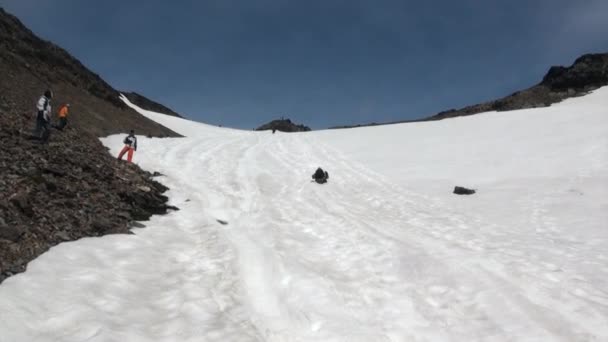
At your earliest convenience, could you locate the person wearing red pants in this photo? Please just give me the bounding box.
[117,130,138,162]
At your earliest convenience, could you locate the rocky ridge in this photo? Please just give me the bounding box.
[425,53,608,121]
[331,53,608,128]
[122,92,183,118]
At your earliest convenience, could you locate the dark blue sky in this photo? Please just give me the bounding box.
[2,0,607,129]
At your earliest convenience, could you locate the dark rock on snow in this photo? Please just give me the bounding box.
[453,186,476,195]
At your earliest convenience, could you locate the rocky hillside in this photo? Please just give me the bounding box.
[331,53,608,128]
[122,92,183,118]
[256,118,311,132]
[0,8,180,283]
[0,7,180,138]
[0,108,177,283]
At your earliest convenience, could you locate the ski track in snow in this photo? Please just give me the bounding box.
[1,91,607,341]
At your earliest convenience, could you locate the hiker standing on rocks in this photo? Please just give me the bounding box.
[34,90,53,142]
[54,103,70,130]
[117,130,137,162]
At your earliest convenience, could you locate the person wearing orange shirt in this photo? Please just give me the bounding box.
[55,103,70,130]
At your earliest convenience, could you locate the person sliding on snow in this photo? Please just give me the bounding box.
[312,167,329,184]
[117,130,137,162]
[54,103,70,130]
[34,90,53,142]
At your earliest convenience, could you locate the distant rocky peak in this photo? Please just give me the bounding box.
[540,53,608,91]
[255,118,311,132]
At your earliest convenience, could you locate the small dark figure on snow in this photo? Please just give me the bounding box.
[272,128,276,134]
[33,90,53,142]
[312,167,329,184]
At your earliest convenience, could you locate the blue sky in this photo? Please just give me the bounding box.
[2,0,607,129]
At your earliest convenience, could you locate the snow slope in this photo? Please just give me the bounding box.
[0,90,607,341]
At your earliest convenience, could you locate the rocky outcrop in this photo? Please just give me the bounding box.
[0,106,177,283]
[122,92,183,118]
[540,54,608,91]
[256,118,311,132]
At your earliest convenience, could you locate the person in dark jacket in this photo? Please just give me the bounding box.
[312,167,329,184]
[117,130,138,162]
[33,90,53,142]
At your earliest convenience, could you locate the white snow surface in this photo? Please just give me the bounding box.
[1,90,607,341]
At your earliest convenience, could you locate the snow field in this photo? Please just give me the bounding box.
[0,89,606,341]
